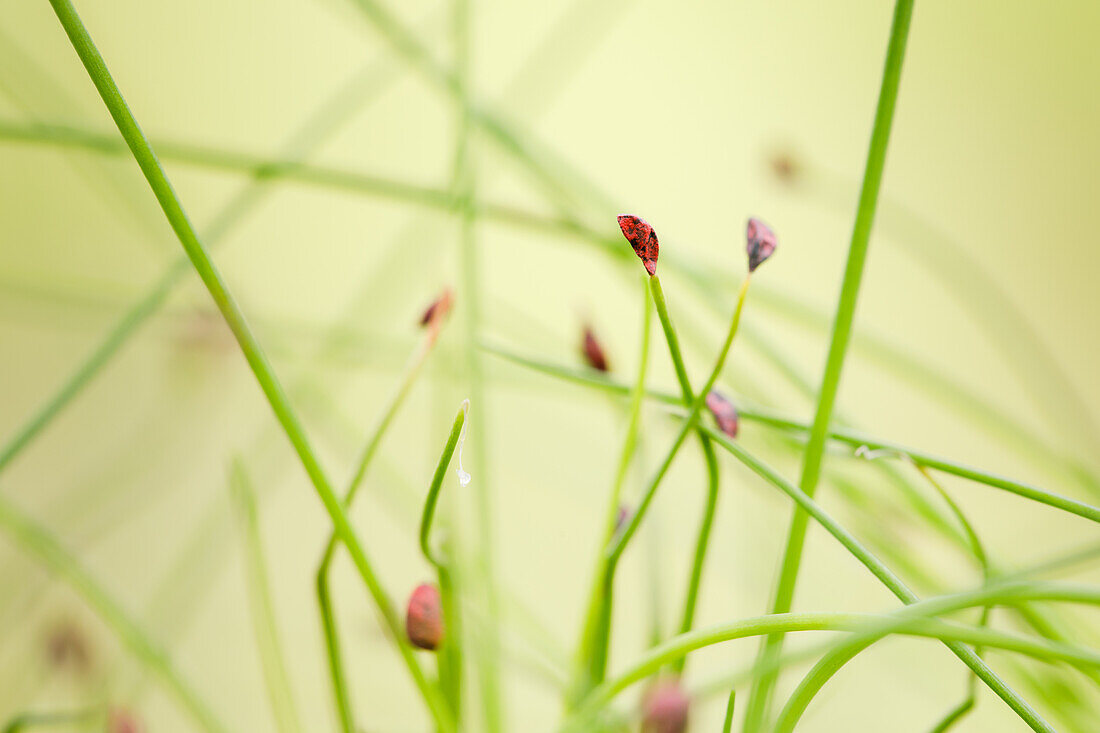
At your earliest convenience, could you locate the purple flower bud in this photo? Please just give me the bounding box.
[582,326,610,372]
[746,217,777,272]
[618,215,659,277]
[642,680,690,733]
[705,390,739,439]
[406,583,444,651]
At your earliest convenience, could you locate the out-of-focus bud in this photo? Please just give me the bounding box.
[108,709,144,733]
[618,215,660,277]
[582,326,610,372]
[768,151,801,185]
[642,679,690,733]
[746,217,777,272]
[419,289,454,330]
[46,621,90,672]
[406,583,444,651]
[705,390,739,439]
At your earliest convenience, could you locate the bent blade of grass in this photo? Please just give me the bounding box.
[568,599,1100,731]
[0,492,226,733]
[45,2,452,729]
[229,459,303,733]
[744,1,916,728]
[480,344,1100,524]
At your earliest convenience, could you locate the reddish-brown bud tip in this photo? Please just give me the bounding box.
[705,390,739,439]
[642,680,690,733]
[746,217,777,272]
[618,215,659,277]
[406,583,444,651]
[419,289,454,329]
[582,326,610,372]
[108,709,144,733]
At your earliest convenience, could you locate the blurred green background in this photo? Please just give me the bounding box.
[1,0,1098,730]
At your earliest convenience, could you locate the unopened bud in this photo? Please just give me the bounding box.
[705,390,739,439]
[419,289,454,329]
[746,217,777,272]
[405,583,444,651]
[618,215,659,277]
[642,680,690,733]
[582,326,610,372]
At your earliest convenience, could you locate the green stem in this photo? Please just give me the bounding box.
[315,327,446,733]
[697,427,1052,733]
[480,344,1100,524]
[45,2,451,728]
[647,276,723,674]
[743,1,916,728]
[0,494,225,733]
[568,592,1100,728]
[2,707,102,733]
[0,59,396,478]
[230,460,302,733]
[576,275,750,701]
[722,691,736,733]
[569,277,652,704]
[420,403,469,569]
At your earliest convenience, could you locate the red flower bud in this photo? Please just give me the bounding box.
[582,326,610,372]
[406,583,444,651]
[746,217,777,272]
[642,680,690,733]
[419,289,454,329]
[618,215,659,277]
[705,390,739,439]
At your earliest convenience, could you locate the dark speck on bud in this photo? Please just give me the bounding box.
[642,679,690,733]
[746,217,777,272]
[705,390,739,439]
[419,289,454,329]
[406,583,444,651]
[618,214,659,277]
[582,326,610,372]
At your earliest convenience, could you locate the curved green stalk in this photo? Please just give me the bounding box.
[315,327,447,733]
[480,345,1100,524]
[569,277,652,704]
[230,460,302,733]
[45,2,451,728]
[418,402,470,719]
[0,493,226,733]
[772,463,994,733]
[699,426,1051,732]
[744,1,916,728]
[569,594,1100,729]
[420,403,469,569]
